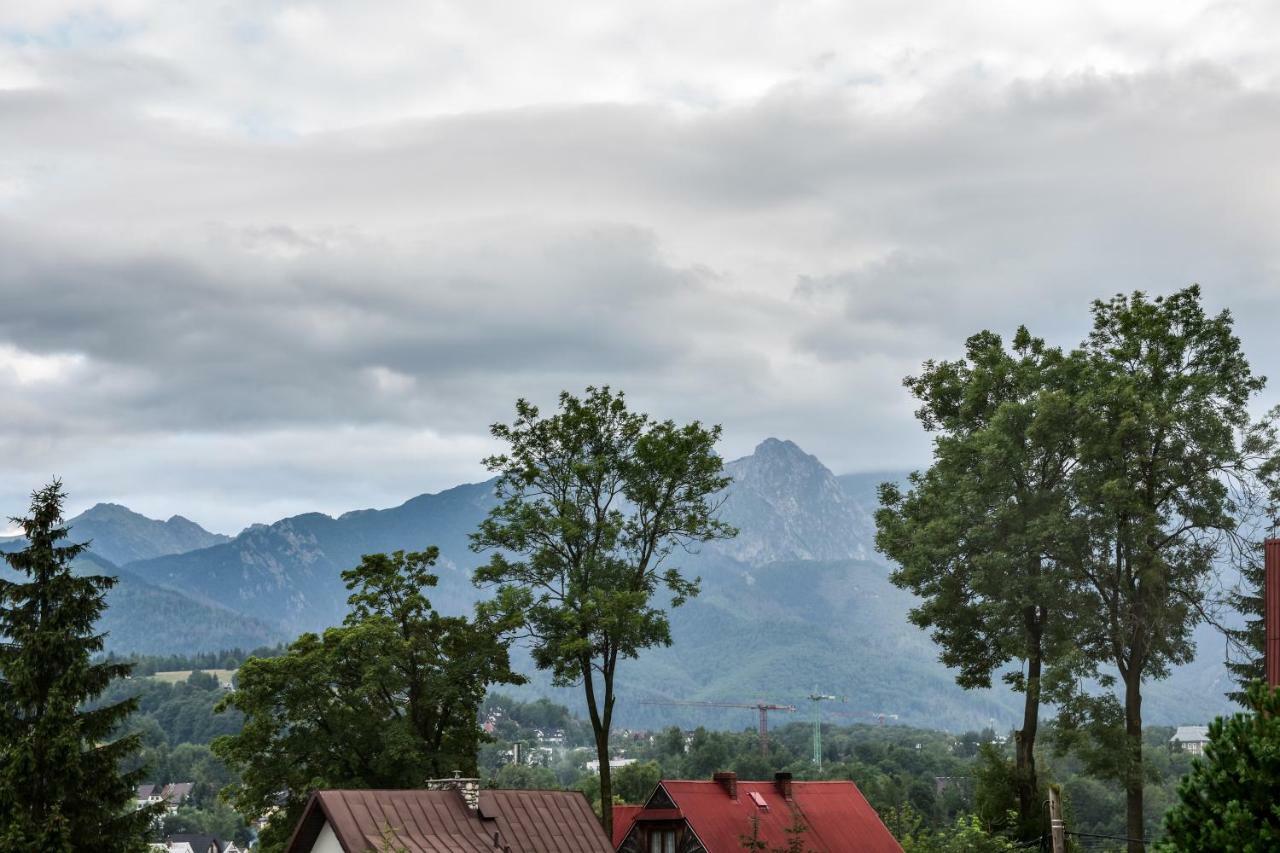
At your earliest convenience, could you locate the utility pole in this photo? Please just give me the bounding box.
[808,689,843,769]
[1048,785,1065,853]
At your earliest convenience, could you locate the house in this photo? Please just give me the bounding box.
[162,782,196,813]
[1171,725,1211,756]
[612,771,903,853]
[282,783,614,852]
[136,782,195,814]
[136,784,164,810]
[152,838,241,853]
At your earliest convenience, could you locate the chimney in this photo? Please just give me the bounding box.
[426,771,481,811]
[774,771,793,800]
[713,771,737,799]
[1267,539,1280,688]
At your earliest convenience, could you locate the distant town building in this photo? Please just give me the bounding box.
[1171,725,1211,756]
[136,782,195,814]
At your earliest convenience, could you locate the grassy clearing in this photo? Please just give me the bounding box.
[149,668,236,686]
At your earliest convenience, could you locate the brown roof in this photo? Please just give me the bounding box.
[283,789,613,853]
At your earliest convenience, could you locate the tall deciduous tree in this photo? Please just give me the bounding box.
[876,327,1081,838]
[472,387,735,836]
[0,481,155,852]
[214,548,521,853]
[1063,287,1276,853]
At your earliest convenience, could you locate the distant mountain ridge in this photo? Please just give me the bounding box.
[35,437,1239,729]
[0,502,230,566]
[124,481,498,634]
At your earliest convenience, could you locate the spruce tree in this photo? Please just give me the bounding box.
[1224,548,1265,703]
[0,481,154,852]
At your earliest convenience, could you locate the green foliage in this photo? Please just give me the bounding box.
[493,764,560,790]
[877,326,1081,837]
[1160,682,1280,851]
[213,547,522,852]
[887,806,1017,853]
[159,801,252,847]
[612,760,662,803]
[0,481,156,852]
[472,386,735,836]
[1224,544,1266,703]
[1062,287,1278,848]
[89,671,242,746]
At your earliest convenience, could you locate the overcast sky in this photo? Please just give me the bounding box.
[3,1,1280,533]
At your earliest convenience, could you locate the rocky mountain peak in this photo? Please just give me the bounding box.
[712,438,871,566]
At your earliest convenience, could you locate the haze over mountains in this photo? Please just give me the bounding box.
[5,438,1238,729]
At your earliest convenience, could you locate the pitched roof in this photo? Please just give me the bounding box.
[283,788,613,853]
[162,836,218,853]
[611,805,643,847]
[163,782,195,804]
[618,777,902,853]
[1171,725,1210,743]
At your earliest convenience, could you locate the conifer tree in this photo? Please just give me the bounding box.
[0,481,155,852]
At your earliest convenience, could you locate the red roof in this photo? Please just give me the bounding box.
[284,788,613,853]
[615,776,902,853]
[611,805,643,847]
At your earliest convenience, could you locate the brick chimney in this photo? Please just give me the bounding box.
[713,771,738,799]
[426,771,481,811]
[774,771,793,800]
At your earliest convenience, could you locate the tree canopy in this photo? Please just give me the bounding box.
[1059,287,1276,852]
[213,547,522,852]
[877,326,1082,838]
[472,386,735,835]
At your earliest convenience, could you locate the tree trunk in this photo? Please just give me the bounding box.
[1123,669,1144,853]
[1014,620,1042,837]
[595,726,613,838]
[582,658,614,839]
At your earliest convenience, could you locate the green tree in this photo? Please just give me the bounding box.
[472,386,735,837]
[0,481,156,852]
[214,548,522,852]
[876,327,1080,838]
[1160,682,1280,851]
[493,764,559,790]
[611,760,661,804]
[1062,287,1277,853]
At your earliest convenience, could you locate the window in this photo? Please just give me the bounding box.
[648,828,677,853]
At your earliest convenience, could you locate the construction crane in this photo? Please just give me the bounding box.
[808,689,846,769]
[868,712,900,727]
[640,700,797,756]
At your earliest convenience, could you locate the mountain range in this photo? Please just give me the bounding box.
[0,438,1240,730]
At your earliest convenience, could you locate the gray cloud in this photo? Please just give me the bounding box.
[3,4,1280,530]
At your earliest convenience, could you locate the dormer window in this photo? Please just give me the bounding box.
[647,828,677,853]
